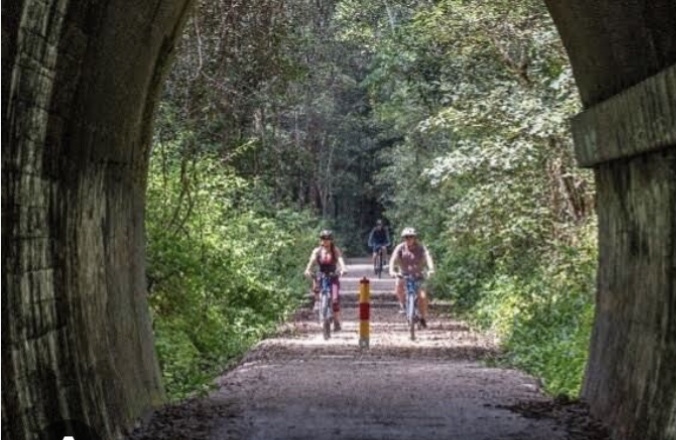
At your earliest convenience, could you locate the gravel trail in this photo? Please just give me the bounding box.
[129,259,609,440]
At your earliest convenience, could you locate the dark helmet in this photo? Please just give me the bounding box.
[319,229,333,240]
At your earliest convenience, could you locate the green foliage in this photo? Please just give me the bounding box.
[153,0,601,401]
[146,138,317,399]
[471,224,597,396]
[335,0,597,396]
[162,0,390,236]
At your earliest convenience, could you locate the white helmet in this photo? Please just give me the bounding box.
[401,227,417,237]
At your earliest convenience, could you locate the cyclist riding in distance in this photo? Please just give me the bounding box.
[304,230,348,331]
[368,219,391,272]
[388,227,435,328]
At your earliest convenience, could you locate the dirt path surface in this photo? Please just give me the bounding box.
[129,259,609,440]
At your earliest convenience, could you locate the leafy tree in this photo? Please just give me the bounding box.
[334,0,597,395]
[148,0,599,398]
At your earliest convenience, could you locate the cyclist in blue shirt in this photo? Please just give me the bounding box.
[368,219,391,273]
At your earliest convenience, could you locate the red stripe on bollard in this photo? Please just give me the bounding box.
[359,302,370,321]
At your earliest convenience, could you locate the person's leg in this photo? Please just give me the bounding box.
[381,246,389,268]
[418,288,428,328]
[312,277,319,310]
[395,278,405,313]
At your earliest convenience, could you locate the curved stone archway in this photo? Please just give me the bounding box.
[2,2,192,438]
[2,1,675,439]
[545,3,676,438]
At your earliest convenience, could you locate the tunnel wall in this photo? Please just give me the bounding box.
[2,1,192,438]
[2,1,675,439]
[545,1,676,439]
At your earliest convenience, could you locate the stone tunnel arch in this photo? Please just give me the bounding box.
[2,1,675,439]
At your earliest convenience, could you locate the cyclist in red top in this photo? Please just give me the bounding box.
[304,230,347,331]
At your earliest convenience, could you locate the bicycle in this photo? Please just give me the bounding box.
[317,272,337,340]
[373,245,387,278]
[397,273,425,341]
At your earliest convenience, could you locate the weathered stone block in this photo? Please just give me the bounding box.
[571,65,676,167]
[584,148,676,440]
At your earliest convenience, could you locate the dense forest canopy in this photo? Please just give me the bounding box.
[147,0,596,399]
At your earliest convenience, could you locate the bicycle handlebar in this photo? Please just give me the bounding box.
[315,271,346,277]
[393,272,429,280]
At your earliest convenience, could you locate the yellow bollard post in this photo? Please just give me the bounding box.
[359,277,370,349]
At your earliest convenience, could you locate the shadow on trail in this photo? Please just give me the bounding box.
[239,339,499,364]
[128,262,610,440]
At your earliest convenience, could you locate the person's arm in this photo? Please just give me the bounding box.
[367,229,374,248]
[335,247,347,275]
[304,248,318,276]
[385,228,391,247]
[424,245,435,276]
[388,244,401,277]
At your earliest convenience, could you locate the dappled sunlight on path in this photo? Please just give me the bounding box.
[129,259,609,440]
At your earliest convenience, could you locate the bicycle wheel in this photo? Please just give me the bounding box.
[321,293,331,340]
[407,292,416,341]
[373,251,381,277]
[317,292,323,325]
[377,250,383,278]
